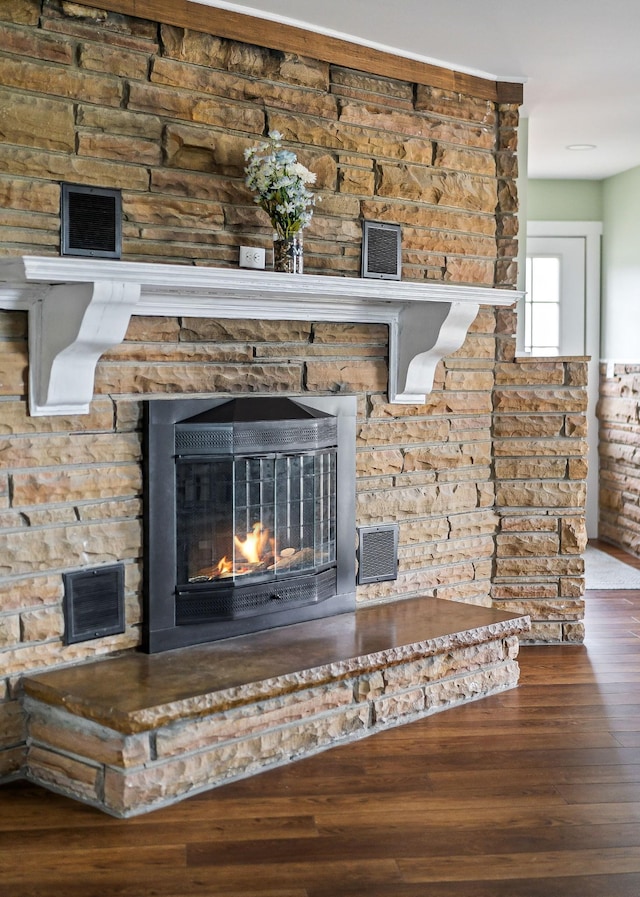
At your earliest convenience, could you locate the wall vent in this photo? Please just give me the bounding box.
[61,183,122,259]
[361,221,401,280]
[357,524,399,584]
[62,564,125,645]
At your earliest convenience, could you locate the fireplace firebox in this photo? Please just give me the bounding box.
[143,396,357,653]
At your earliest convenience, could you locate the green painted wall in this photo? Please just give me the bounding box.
[527,179,603,221]
[601,166,640,359]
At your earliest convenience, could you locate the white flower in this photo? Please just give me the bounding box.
[291,162,317,185]
[244,132,318,239]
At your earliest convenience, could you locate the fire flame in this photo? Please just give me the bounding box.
[191,522,274,581]
[234,522,270,565]
[215,556,233,576]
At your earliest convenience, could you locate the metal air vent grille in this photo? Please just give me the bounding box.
[357,525,399,584]
[63,564,125,644]
[362,221,401,280]
[61,183,122,259]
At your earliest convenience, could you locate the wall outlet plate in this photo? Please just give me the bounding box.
[239,246,266,269]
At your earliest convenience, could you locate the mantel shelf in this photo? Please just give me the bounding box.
[0,256,519,416]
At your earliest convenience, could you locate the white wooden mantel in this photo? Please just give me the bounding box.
[0,256,519,416]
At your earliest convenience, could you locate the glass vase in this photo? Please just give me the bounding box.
[273,233,303,274]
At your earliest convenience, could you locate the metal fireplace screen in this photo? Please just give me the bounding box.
[173,398,337,624]
[144,396,356,653]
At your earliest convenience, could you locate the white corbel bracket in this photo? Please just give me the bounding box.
[28,280,141,415]
[391,299,482,404]
[0,257,520,415]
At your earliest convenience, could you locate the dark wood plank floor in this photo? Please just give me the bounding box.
[3,539,640,896]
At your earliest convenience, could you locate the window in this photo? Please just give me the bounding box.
[524,255,561,355]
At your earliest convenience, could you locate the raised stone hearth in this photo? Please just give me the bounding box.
[21,597,529,817]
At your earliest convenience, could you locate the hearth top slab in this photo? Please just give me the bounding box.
[23,597,530,735]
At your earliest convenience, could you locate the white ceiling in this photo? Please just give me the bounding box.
[195,0,640,180]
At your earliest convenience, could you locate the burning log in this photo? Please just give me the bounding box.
[269,547,315,571]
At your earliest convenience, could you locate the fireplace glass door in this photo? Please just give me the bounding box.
[176,450,336,589]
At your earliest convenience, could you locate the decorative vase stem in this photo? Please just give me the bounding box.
[273,234,303,274]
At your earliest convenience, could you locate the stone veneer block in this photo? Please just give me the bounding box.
[21,596,529,817]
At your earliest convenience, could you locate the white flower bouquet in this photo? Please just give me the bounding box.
[244,131,317,240]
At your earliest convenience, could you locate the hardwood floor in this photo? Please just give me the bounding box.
[3,541,640,896]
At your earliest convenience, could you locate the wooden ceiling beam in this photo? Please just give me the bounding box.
[76,0,523,104]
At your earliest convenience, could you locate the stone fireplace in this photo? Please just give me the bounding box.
[0,257,548,816]
[0,0,589,815]
[0,254,588,814]
[0,250,581,816]
[144,394,357,651]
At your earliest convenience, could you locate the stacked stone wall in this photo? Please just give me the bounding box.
[0,0,586,782]
[598,364,640,553]
[0,0,517,284]
[493,357,588,643]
